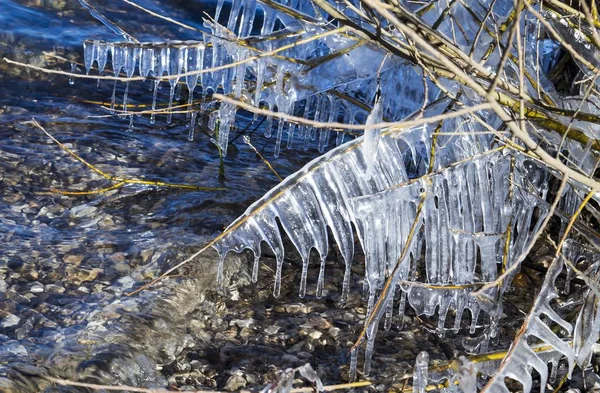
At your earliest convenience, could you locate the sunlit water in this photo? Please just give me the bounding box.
[0,1,341,388]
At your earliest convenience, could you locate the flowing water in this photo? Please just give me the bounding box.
[0,1,355,390]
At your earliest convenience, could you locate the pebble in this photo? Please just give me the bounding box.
[239,327,254,339]
[264,325,280,335]
[29,283,44,293]
[0,314,20,328]
[230,318,254,328]
[69,204,97,219]
[224,374,246,391]
[21,270,39,281]
[45,284,65,294]
[63,254,84,265]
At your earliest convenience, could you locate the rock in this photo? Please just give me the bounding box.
[239,327,254,339]
[113,262,130,276]
[69,204,97,219]
[45,284,65,294]
[224,374,247,391]
[264,325,280,335]
[66,266,101,284]
[0,313,20,328]
[29,283,44,293]
[230,318,254,329]
[21,270,39,281]
[63,254,84,265]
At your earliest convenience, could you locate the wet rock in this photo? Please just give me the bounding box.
[21,269,39,281]
[69,204,97,219]
[63,254,84,265]
[45,284,65,294]
[0,314,20,328]
[29,283,44,293]
[66,266,102,284]
[224,373,247,391]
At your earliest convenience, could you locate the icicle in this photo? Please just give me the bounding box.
[233,50,248,98]
[186,44,204,121]
[69,63,76,85]
[299,255,309,298]
[217,253,225,289]
[128,114,134,132]
[349,347,359,382]
[188,111,197,141]
[139,46,155,79]
[364,322,377,375]
[110,45,125,112]
[83,40,94,74]
[336,131,345,146]
[316,255,326,298]
[397,291,407,330]
[95,42,108,74]
[167,46,184,124]
[252,254,260,283]
[227,0,243,32]
[286,123,296,150]
[363,87,384,180]
[265,111,274,138]
[384,285,395,331]
[274,118,285,158]
[261,7,277,35]
[214,0,225,22]
[254,59,265,105]
[412,352,429,393]
[216,102,237,156]
[122,46,137,115]
[458,356,477,393]
[303,127,312,150]
[238,0,257,37]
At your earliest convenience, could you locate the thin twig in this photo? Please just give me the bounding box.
[243,136,283,181]
[29,119,224,193]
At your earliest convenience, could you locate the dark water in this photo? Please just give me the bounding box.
[0,1,339,390]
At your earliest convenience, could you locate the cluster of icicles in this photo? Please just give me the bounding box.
[210,108,552,380]
[411,240,600,393]
[80,0,440,156]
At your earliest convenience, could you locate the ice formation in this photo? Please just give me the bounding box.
[211,95,555,377]
[413,351,429,393]
[481,256,575,393]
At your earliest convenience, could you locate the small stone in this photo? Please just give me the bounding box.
[309,316,332,330]
[63,254,84,265]
[239,327,254,339]
[22,269,39,281]
[230,318,254,328]
[113,262,130,276]
[45,284,65,294]
[66,266,102,284]
[75,286,90,294]
[109,252,126,263]
[309,330,322,340]
[29,283,44,293]
[224,374,247,391]
[264,325,280,335]
[328,327,340,338]
[70,204,97,219]
[0,314,20,328]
